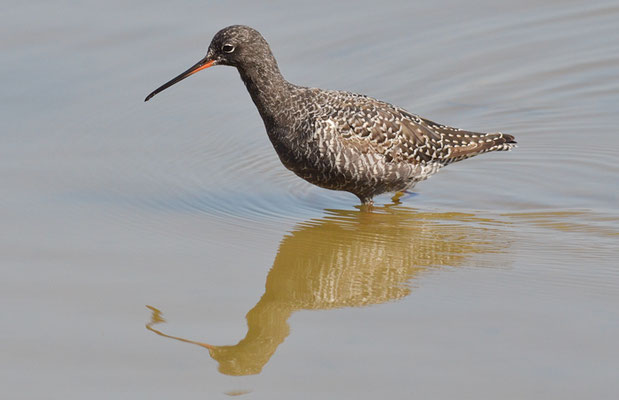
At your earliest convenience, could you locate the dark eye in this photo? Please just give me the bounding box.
[222,44,235,53]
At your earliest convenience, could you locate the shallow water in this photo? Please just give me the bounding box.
[2,0,618,399]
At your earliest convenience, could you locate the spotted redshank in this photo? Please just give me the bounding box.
[145,25,516,205]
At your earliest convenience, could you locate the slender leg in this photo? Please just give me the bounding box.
[392,190,416,204]
[391,191,405,203]
[358,195,374,210]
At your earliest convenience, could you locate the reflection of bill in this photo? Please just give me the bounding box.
[146,206,509,376]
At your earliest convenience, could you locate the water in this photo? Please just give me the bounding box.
[2,0,618,398]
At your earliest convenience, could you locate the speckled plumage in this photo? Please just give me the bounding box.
[146,25,517,205]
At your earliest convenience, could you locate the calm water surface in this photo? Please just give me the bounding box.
[2,0,618,399]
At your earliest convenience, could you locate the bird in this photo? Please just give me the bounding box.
[145,25,516,206]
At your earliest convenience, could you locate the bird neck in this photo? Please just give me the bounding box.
[237,60,291,127]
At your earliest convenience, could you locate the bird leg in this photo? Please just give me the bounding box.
[391,191,405,204]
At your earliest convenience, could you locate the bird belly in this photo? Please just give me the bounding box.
[272,135,417,198]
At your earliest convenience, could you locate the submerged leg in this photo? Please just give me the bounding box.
[391,191,405,203]
[358,195,374,210]
[391,190,416,204]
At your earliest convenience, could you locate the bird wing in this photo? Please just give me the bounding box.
[415,115,517,162]
[322,93,515,165]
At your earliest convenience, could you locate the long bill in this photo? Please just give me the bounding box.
[144,58,215,102]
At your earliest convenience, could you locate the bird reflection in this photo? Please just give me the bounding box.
[146,205,508,376]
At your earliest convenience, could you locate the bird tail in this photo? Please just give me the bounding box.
[444,132,516,163]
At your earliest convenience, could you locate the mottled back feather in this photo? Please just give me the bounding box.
[319,92,515,168]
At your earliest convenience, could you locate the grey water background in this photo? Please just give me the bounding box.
[2,0,618,398]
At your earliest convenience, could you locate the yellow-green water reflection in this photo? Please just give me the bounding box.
[147,205,510,375]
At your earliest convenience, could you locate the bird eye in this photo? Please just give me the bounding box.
[222,44,235,53]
